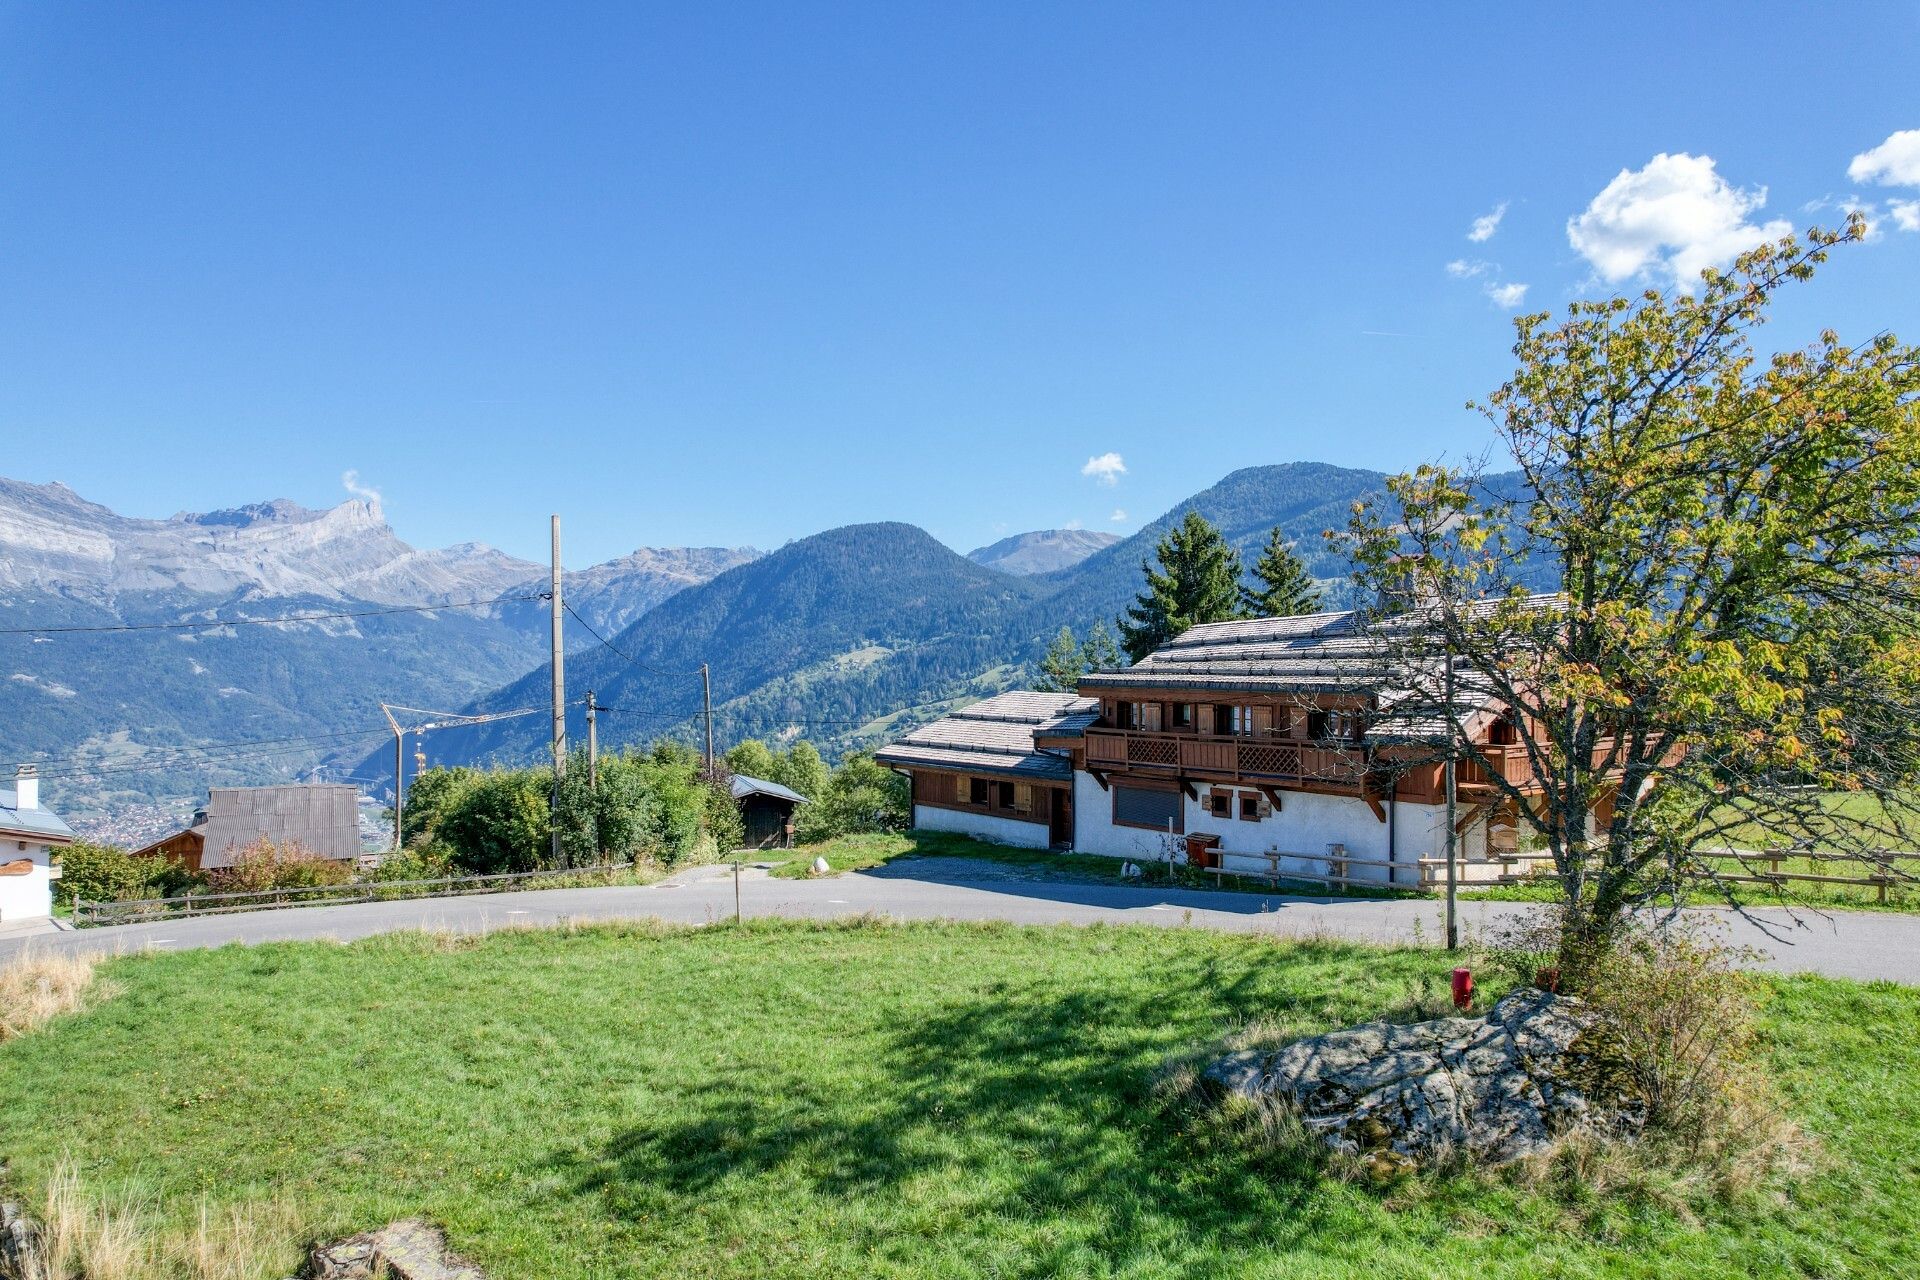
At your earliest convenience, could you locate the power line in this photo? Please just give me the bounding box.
[0,593,548,636]
[559,599,704,677]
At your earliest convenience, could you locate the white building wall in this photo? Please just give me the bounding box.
[1069,773,1489,887]
[912,804,1052,850]
[0,841,55,922]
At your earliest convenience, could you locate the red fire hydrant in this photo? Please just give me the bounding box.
[1451,967,1474,1011]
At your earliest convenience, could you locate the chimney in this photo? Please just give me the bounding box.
[14,764,38,811]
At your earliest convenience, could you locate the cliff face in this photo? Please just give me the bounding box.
[0,479,538,604]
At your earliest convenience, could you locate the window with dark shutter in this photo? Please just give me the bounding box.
[969,777,989,805]
[1113,786,1183,833]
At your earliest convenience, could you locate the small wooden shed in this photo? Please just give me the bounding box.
[729,774,808,850]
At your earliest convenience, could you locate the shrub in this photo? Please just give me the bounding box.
[207,838,354,893]
[400,765,481,846]
[53,841,197,907]
[370,843,457,883]
[795,753,910,843]
[439,768,553,874]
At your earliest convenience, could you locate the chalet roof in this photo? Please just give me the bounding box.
[729,774,809,806]
[875,690,1093,782]
[190,784,364,869]
[0,787,76,843]
[1079,597,1560,742]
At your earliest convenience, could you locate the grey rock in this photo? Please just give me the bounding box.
[307,1220,485,1280]
[1205,989,1634,1170]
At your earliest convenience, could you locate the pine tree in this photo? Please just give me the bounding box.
[1240,526,1323,617]
[1035,625,1084,692]
[1116,511,1244,663]
[1080,619,1123,673]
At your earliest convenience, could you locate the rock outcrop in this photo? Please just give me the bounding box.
[1205,989,1636,1171]
[305,1220,485,1280]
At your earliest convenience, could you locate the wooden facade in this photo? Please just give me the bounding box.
[908,769,1074,849]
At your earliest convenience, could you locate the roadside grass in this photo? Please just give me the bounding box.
[776,831,1424,900]
[1463,858,1920,915]
[1,921,1916,1278]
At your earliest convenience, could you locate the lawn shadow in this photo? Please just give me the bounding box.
[538,963,1349,1265]
[857,853,1424,919]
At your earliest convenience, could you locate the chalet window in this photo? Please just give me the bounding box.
[968,777,989,805]
[1124,701,1162,731]
[1239,793,1261,822]
[1207,789,1232,819]
[1217,705,1253,736]
[1113,785,1183,833]
[994,781,1017,809]
[1307,710,1330,739]
[1171,703,1193,730]
[1114,700,1132,729]
[1489,711,1521,745]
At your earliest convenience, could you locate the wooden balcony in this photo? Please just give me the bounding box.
[1084,728,1371,791]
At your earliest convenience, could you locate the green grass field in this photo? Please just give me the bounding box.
[1,921,1916,1277]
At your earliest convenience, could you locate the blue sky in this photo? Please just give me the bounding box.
[3,3,1916,566]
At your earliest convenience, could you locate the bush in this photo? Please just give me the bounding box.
[370,843,458,883]
[439,768,553,874]
[401,766,481,846]
[208,839,355,893]
[1488,910,1803,1194]
[54,841,199,906]
[795,753,910,843]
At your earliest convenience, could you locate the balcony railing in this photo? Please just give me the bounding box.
[1084,728,1370,789]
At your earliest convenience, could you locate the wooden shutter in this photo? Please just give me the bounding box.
[1197,704,1214,734]
[1251,705,1274,737]
[1014,784,1033,814]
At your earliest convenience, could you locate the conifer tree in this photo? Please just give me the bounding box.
[1117,511,1244,663]
[1035,625,1084,692]
[1240,526,1322,617]
[1080,619,1124,673]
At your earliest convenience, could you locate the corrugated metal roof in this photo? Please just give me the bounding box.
[196,784,363,869]
[0,787,77,843]
[875,690,1090,782]
[729,774,809,805]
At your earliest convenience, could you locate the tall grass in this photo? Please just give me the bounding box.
[0,953,104,1043]
[13,1162,301,1280]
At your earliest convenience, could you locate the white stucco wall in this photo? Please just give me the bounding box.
[912,804,1053,850]
[1069,775,1489,886]
[0,841,55,922]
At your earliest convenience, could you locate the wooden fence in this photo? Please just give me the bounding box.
[1485,848,1920,903]
[72,862,638,928]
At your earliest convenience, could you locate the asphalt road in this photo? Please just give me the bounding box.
[4,857,1916,984]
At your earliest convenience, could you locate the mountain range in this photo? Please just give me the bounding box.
[369,462,1403,782]
[3,461,1521,832]
[965,528,1121,575]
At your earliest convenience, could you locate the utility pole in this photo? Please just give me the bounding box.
[701,662,715,774]
[381,703,405,852]
[550,514,566,867]
[585,690,600,790]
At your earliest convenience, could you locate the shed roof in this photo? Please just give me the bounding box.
[0,787,76,843]
[729,774,810,806]
[192,784,364,869]
[875,690,1092,782]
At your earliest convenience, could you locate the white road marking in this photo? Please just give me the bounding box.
[505,910,530,915]
[827,899,849,904]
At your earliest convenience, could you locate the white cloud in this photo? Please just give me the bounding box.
[341,470,383,510]
[1566,153,1791,290]
[1080,452,1126,486]
[1467,202,1508,242]
[1484,281,1529,308]
[1063,518,1084,531]
[1893,201,1920,233]
[1445,258,1490,279]
[1849,129,1920,187]
[1109,509,1128,523]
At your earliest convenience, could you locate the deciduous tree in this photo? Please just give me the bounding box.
[1340,216,1920,975]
